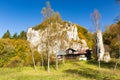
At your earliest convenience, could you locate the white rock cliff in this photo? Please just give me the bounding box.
[27,23,89,54]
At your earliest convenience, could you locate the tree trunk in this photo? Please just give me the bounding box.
[41,52,44,69]
[47,53,50,73]
[114,47,120,70]
[119,47,120,64]
[56,54,58,70]
[98,61,100,71]
[63,55,65,65]
[114,60,118,70]
[31,50,37,71]
[97,46,101,70]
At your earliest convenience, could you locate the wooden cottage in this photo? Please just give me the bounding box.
[57,48,92,60]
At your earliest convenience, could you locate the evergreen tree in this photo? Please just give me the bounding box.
[2,30,11,39]
[12,33,18,39]
[18,31,27,40]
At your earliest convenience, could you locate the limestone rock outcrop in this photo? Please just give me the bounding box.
[103,52,111,63]
[27,28,40,48]
[27,23,89,54]
[96,30,105,61]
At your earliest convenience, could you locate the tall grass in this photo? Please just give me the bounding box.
[0,60,120,80]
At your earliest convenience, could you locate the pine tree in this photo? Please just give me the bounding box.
[2,30,11,39]
[18,31,27,40]
[12,33,18,39]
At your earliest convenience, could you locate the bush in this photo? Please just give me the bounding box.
[4,56,24,68]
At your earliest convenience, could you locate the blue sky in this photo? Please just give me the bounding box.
[0,0,119,37]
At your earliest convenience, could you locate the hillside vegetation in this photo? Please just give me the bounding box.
[103,21,120,58]
[0,39,31,67]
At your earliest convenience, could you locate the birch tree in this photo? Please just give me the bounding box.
[41,1,54,73]
[91,9,105,70]
[27,28,40,71]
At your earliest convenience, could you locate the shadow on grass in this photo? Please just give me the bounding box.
[63,61,120,80]
[43,64,58,71]
[64,67,113,80]
[86,59,120,70]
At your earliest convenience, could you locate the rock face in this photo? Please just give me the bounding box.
[66,24,79,41]
[27,23,89,54]
[27,28,40,48]
[103,52,111,63]
[96,30,105,61]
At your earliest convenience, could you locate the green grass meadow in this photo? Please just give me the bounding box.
[0,60,120,80]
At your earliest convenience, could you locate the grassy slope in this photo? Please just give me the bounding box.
[0,60,120,80]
